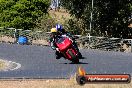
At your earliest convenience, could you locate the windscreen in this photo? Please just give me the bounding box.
[56,37,65,44]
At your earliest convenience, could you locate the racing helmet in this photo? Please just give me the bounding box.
[56,24,63,31]
[50,28,57,33]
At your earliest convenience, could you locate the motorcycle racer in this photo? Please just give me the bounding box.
[56,24,83,58]
[49,28,63,59]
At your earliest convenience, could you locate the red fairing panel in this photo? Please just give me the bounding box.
[57,38,72,51]
[66,49,76,59]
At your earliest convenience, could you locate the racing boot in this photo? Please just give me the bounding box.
[78,52,83,59]
[55,51,62,59]
[56,55,61,59]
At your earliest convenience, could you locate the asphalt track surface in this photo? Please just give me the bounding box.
[0,43,132,79]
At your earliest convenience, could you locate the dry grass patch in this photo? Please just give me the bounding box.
[0,78,131,88]
[0,60,6,70]
[0,36,15,43]
[49,9,71,23]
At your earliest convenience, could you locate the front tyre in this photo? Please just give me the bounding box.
[68,50,79,63]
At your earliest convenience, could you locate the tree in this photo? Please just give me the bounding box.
[61,0,132,38]
[0,0,50,30]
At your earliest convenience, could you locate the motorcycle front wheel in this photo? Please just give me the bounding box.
[68,50,79,63]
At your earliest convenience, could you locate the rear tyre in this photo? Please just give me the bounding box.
[68,50,79,63]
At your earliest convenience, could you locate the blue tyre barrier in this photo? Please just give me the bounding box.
[18,36,28,44]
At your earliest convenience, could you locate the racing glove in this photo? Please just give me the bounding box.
[56,48,60,52]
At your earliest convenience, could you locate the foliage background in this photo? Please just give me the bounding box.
[0,0,132,39]
[61,0,132,38]
[0,0,50,31]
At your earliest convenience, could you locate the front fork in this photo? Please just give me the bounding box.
[62,46,77,60]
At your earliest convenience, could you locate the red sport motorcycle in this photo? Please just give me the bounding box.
[56,36,79,63]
